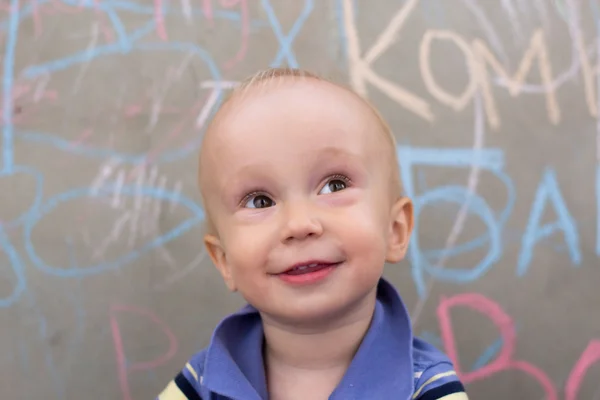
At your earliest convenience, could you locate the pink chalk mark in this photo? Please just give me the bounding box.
[565,340,600,400]
[124,104,143,117]
[92,0,115,43]
[154,0,168,41]
[31,0,42,37]
[110,304,178,400]
[438,293,557,400]
[124,103,180,117]
[220,0,249,69]
[203,0,213,23]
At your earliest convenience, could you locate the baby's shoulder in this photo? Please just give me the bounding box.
[411,337,469,399]
[156,349,208,400]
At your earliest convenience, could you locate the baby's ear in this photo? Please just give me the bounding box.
[204,234,237,292]
[385,197,414,263]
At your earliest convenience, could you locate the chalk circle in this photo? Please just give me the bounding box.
[24,184,205,278]
[0,223,26,308]
[412,185,502,283]
[0,165,44,229]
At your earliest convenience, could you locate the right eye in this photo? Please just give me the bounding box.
[243,194,275,209]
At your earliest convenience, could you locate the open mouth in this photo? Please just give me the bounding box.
[281,262,342,276]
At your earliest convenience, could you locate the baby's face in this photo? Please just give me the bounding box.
[201,79,411,325]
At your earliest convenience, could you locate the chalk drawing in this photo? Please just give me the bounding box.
[0,223,26,308]
[518,168,582,276]
[473,29,560,129]
[397,145,515,296]
[565,340,600,400]
[438,293,600,400]
[24,184,205,278]
[411,91,489,325]
[420,29,478,112]
[0,166,44,229]
[261,0,314,68]
[342,0,434,121]
[220,0,251,69]
[438,293,558,400]
[2,0,19,173]
[110,304,178,400]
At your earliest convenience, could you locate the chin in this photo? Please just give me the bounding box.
[266,290,377,328]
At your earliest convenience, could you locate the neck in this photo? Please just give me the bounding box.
[261,288,377,376]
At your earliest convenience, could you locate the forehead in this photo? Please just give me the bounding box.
[207,80,383,169]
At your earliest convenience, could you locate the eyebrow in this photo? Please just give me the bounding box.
[313,146,364,163]
[217,162,273,204]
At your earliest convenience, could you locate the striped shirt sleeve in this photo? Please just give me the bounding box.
[157,362,203,400]
[412,362,468,400]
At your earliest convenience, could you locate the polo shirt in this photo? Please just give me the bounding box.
[157,278,468,399]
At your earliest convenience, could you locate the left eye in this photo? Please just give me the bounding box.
[319,178,347,195]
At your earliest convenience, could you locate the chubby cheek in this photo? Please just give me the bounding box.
[222,227,272,277]
[337,203,388,266]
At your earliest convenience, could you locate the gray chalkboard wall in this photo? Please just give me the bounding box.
[1,1,599,399]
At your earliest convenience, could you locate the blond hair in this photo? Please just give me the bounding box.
[199,67,403,234]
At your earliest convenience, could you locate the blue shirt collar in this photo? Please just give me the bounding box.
[203,278,414,399]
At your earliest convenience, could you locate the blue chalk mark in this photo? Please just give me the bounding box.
[0,166,44,229]
[0,0,267,32]
[0,224,26,308]
[21,26,216,80]
[334,0,348,67]
[471,323,519,371]
[416,185,501,281]
[419,325,518,373]
[24,184,205,278]
[23,43,125,78]
[21,0,133,51]
[2,0,20,173]
[517,168,581,276]
[261,0,314,67]
[127,19,160,43]
[471,336,504,370]
[19,41,221,163]
[397,146,512,297]
[423,168,516,265]
[424,233,488,261]
[333,0,360,69]
[102,5,133,51]
[0,0,45,31]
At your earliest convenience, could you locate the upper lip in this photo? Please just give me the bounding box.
[279,259,342,274]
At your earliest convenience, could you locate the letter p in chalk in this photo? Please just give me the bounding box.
[110,304,178,400]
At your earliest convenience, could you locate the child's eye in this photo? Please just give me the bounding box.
[319,175,351,195]
[243,193,275,209]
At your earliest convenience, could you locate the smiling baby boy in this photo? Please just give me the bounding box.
[157,68,468,400]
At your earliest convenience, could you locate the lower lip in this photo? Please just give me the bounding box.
[277,263,340,285]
